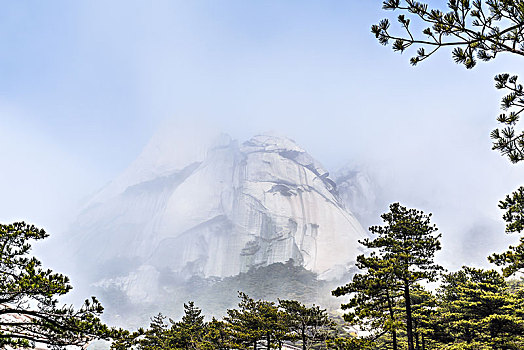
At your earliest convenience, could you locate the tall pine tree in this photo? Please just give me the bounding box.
[225,292,281,350]
[335,203,443,350]
[332,253,402,350]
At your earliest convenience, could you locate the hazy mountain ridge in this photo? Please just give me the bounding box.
[333,165,381,229]
[68,131,373,320]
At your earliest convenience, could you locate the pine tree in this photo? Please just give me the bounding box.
[371,0,524,162]
[200,317,234,350]
[225,292,279,350]
[435,267,524,349]
[136,313,171,350]
[409,285,438,350]
[278,299,334,350]
[371,203,443,350]
[0,222,112,349]
[335,203,443,350]
[175,301,206,349]
[332,253,402,350]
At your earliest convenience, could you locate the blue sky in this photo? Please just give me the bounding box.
[1,1,522,268]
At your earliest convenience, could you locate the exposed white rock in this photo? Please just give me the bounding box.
[69,132,368,302]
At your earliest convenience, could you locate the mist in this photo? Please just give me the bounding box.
[1,0,523,314]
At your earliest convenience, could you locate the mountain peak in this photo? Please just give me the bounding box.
[244,134,303,152]
[69,131,367,312]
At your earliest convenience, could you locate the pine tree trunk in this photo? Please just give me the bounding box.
[414,319,420,350]
[392,330,398,350]
[422,333,426,350]
[267,331,271,350]
[254,340,257,350]
[386,289,398,350]
[404,282,414,350]
[302,330,307,350]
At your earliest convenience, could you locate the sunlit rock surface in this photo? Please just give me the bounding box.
[70,131,367,300]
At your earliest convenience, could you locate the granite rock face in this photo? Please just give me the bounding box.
[70,131,367,299]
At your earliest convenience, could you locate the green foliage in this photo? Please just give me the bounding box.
[332,253,402,347]
[111,302,210,350]
[370,11,524,347]
[500,185,524,234]
[365,203,443,284]
[176,301,205,349]
[372,0,524,68]
[225,292,287,350]
[333,203,443,350]
[326,337,375,350]
[432,267,524,349]
[138,314,171,350]
[409,285,440,350]
[97,259,333,328]
[110,273,524,350]
[372,1,524,163]
[203,259,327,309]
[115,293,341,350]
[490,186,524,275]
[224,293,337,349]
[0,222,112,349]
[491,74,524,163]
[374,202,443,350]
[199,317,234,350]
[279,299,335,350]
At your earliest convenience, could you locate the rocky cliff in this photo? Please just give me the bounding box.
[69,131,367,304]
